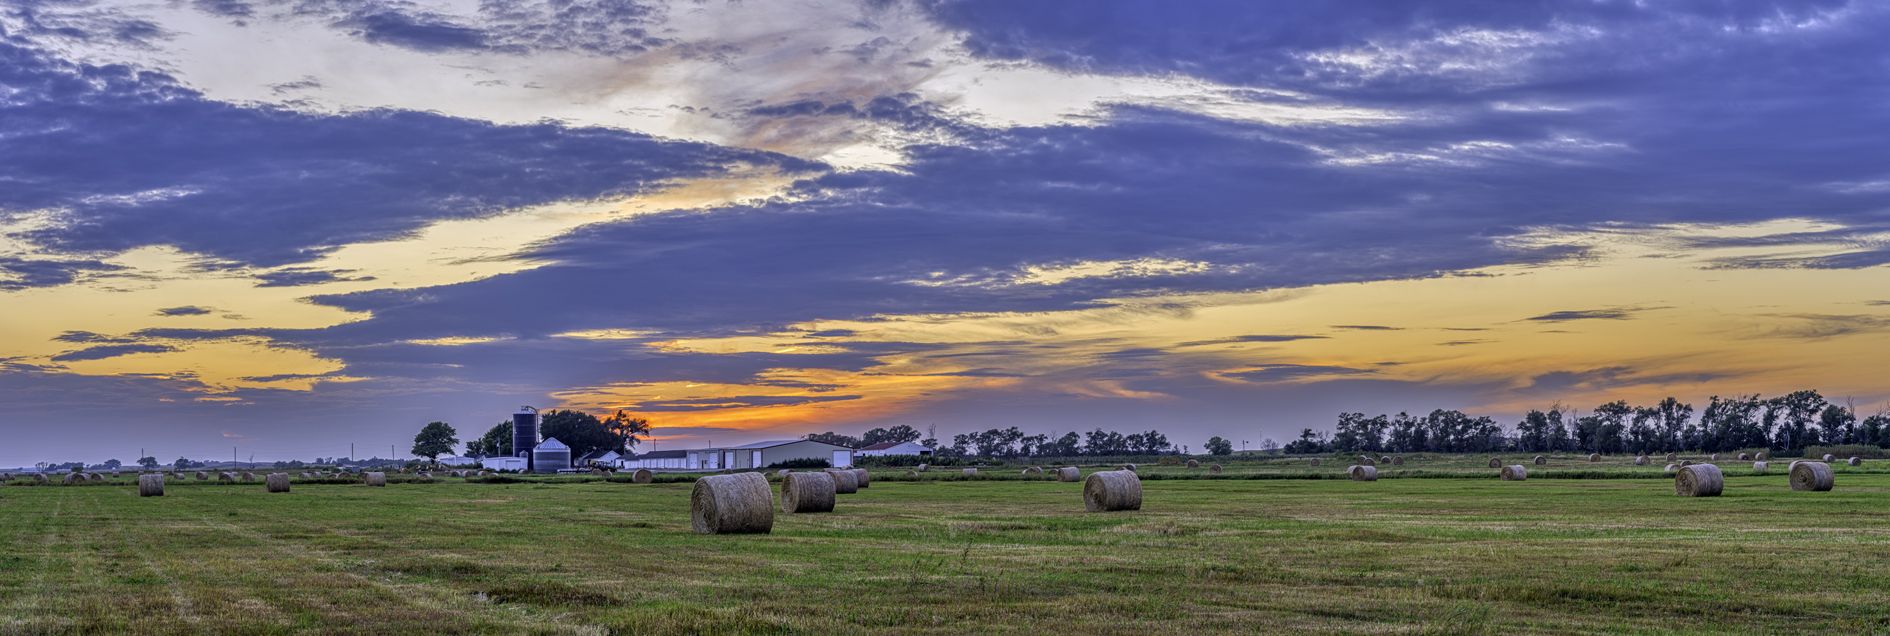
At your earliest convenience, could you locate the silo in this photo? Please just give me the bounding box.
[532,437,571,474]
[512,406,540,471]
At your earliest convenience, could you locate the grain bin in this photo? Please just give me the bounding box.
[513,406,541,472]
[531,437,571,474]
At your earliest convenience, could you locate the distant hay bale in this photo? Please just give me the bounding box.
[1753,462,1768,472]
[775,469,790,478]
[1664,464,1678,472]
[138,474,164,497]
[1082,470,1143,512]
[633,469,653,484]
[779,471,836,514]
[218,472,236,482]
[1487,458,1501,469]
[691,472,774,534]
[1023,466,1042,474]
[1309,458,1320,467]
[1500,465,1527,481]
[195,471,208,480]
[851,468,870,488]
[1122,463,1137,471]
[1186,460,1199,469]
[1057,467,1081,482]
[63,472,81,484]
[1209,464,1223,474]
[829,469,859,494]
[906,471,917,476]
[1823,454,1836,462]
[32,473,47,483]
[1675,464,1724,497]
[241,472,255,481]
[591,469,607,476]
[365,472,386,487]
[1679,460,1693,466]
[1392,456,1404,466]
[961,468,977,476]
[265,473,291,493]
[1380,456,1392,464]
[1849,457,1862,466]
[89,473,102,480]
[1348,465,1378,482]
[1737,453,1750,460]
[1588,453,1600,462]
[478,470,491,476]
[418,472,433,478]
[0,472,10,480]
[1358,455,1374,466]
[1711,453,1721,461]
[1635,456,1648,466]
[917,464,929,472]
[1790,462,1835,492]
[1666,453,1677,462]
[1756,451,1768,461]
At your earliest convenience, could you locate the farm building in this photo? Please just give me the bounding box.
[683,440,855,470]
[856,441,932,457]
[574,450,622,466]
[481,457,526,471]
[619,450,688,470]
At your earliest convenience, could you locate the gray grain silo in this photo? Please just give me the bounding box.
[512,406,540,471]
[531,437,570,474]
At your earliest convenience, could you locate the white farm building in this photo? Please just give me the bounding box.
[678,439,855,471]
[856,441,932,457]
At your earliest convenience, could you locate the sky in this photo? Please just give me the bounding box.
[4,0,1890,466]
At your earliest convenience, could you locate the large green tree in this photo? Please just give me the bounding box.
[862,425,921,446]
[603,411,650,453]
[1204,436,1233,456]
[466,421,513,457]
[411,421,459,461]
[540,410,626,458]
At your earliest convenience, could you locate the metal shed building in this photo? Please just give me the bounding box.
[684,439,855,470]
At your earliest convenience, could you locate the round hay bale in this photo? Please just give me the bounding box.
[138,474,165,497]
[906,471,917,476]
[1057,466,1081,482]
[1753,462,1768,472]
[774,469,790,477]
[1679,460,1693,467]
[218,472,236,482]
[1756,451,1768,461]
[365,472,386,487]
[0,472,10,480]
[89,473,102,481]
[1823,454,1836,462]
[1082,470,1143,512]
[1379,456,1392,464]
[1711,453,1721,461]
[1186,460,1199,469]
[830,469,859,494]
[1392,456,1404,466]
[1487,458,1501,469]
[1348,465,1378,482]
[590,469,607,476]
[633,469,653,484]
[1664,463,1678,472]
[691,472,774,534]
[1635,456,1648,466]
[1737,452,1750,460]
[779,471,836,514]
[962,468,977,476]
[241,472,255,481]
[1675,464,1724,497]
[63,472,81,484]
[1790,461,1835,492]
[917,464,929,472]
[850,468,870,488]
[1849,457,1862,466]
[1025,466,1044,475]
[1209,464,1223,474]
[1588,453,1600,462]
[32,473,46,483]
[1500,465,1527,481]
[265,473,291,493]
[720,469,733,474]
[1357,456,1374,466]
[1309,458,1320,467]
[1122,463,1137,471]
[195,471,208,480]
[1665,453,1677,462]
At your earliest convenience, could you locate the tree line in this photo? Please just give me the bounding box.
[1289,390,1888,455]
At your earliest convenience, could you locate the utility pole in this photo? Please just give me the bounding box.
[350,443,354,461]
[234,446,238,467]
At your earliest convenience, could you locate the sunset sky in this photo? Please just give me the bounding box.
[5,0,1890,466]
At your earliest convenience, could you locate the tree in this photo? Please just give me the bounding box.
[137,456,158,469]
[411,421,459,461]
[1819,404,1856,445]
[1282,428,1328,455]
[541,410,626,458]
[1204,436,1233,455]
[466,421,512,457]
[172,457,190,470]
[102,459,121,469]
[862,425,921,446]
[603,411,650,453]
[804,431,863,448]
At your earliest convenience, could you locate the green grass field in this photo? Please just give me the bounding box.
[4,456,1889,635]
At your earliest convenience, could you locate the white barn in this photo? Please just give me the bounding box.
[682,439,856,470]
[856,441,932,457]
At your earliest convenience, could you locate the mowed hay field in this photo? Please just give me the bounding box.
[5,460,1890,635]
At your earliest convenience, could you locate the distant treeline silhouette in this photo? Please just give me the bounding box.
[1286,390,1885,455]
